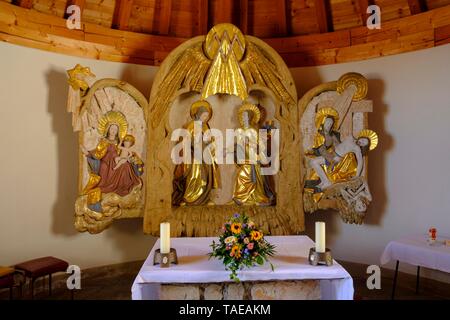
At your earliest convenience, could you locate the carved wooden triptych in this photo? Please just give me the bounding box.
[66,24,378,235]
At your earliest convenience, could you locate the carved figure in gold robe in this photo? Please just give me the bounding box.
[308,125,378,192]
[172,100,219,206]
[232,104,275,206]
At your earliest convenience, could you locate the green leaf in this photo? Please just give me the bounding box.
[256,255,264,265]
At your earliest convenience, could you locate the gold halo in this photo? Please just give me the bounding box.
[123,134,135,146]
[238,103,261,127]
[358,129,378,151]
[98,111,128,140]
[337,72,368,101]
[190,100,212,121]
[315,107,339,130]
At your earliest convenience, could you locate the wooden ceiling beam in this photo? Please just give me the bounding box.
[239,0,248,34]
[156,0,172,35]
[276,0,288,36]
[314,0,331,33]
[407,0,427,15]
[112,0,134,30]
[14,0,33,9]
[198,0,208,34]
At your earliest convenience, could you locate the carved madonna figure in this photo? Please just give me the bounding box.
[66,64,148,233]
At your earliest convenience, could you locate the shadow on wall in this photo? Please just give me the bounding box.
[365,78,393,226]
[46,69,79,236]
[46,65,156,262]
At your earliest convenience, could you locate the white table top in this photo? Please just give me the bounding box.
[133,235,352,284]
[380,234,450,273]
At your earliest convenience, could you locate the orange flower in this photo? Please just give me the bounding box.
[231,245,241,258]
[251,230,263,241]
[230,223,242,234]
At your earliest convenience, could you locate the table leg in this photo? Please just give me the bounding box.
[391,260,399,300]
[415,266,420,294]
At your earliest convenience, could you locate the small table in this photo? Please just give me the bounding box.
[380,234,450,299]
[131,236,354,300]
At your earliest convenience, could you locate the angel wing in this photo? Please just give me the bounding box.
[150,42,211,128]
[240,42,296,107]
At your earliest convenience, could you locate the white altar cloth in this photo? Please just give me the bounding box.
[380,234,450,273]
[131,236,353,300]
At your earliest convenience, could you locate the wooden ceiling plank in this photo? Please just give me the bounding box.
[198,0,208,34]
[358,0,374,26]
[217,0,232,24]
[276,0,288,36]
[157,0,172,35]
[407,0,427,15]
[239,0,248,34]
[14,0,33,9]
[64,0,86,19]
[112,0,134,30]
[314,0,331,33]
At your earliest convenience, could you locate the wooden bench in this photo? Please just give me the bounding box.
[15,256,69,299]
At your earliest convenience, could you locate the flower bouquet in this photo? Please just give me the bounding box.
[209,213,276,281]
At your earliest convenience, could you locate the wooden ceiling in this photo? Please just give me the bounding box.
[1,0,449,67]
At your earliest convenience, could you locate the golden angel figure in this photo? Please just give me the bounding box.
[232,104,275,206]
[172,100,219,206]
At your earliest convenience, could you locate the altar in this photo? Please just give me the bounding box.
[131,236,353,300]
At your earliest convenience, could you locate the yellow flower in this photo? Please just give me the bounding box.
[230,223,242,234]
[231,245,241,258]
[251,230,263,241]
[225,236,237,244]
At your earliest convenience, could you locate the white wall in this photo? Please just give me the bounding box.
[291,44,450,282]
[1,41,449,282]
[0,42,158,269]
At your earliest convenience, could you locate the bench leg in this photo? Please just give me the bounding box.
[30,278,34,300]
[391,260,399,300]
[49,274,52,296]
[415,266,420,294]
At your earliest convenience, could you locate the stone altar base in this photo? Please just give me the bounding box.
[159,280,321,300]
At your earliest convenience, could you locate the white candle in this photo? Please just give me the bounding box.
[160,222,171,254]
[315,221,326,253]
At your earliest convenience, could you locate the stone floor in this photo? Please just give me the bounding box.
[1,260,449,300]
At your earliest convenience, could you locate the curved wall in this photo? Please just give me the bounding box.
[0,41,449,282]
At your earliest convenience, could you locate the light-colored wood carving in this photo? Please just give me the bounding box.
[143,24,302,237]
[299,73,377,224]
[66,66,148,233]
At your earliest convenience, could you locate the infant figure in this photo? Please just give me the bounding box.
[114,134,135,170]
